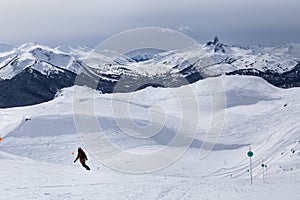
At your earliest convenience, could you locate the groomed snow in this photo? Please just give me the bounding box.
[0,75,299,199]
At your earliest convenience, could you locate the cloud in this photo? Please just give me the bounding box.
[0,0,299,46]
[178,26,192,32]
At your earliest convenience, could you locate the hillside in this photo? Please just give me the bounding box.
[0,75,299,199]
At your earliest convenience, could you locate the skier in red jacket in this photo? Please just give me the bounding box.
[74,147,90,170]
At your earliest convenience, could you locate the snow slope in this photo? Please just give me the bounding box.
[0,75,299,199]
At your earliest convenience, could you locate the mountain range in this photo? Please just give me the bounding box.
[0,37,299,108]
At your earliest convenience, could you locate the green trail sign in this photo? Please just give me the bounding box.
[247,151,254,157]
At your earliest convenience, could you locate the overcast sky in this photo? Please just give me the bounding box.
[0,0,299,47]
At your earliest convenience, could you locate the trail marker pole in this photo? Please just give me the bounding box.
[261,163,265,183]
[247,147,254,185]
[260,162,268,183]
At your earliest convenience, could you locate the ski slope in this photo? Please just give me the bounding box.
[0,75,299,199]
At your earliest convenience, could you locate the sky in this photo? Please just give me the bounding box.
[0,0,299,47]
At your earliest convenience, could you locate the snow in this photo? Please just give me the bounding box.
[0,75,299,199]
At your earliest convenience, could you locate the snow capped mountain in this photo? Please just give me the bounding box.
[0,38,300,108]
[125,48,167,62]
[0,42,83,80]
[205,36,228,53]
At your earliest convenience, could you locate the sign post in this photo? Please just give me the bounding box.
[261,163,267,183]
[261,163,265,183]
[247,147,254,185]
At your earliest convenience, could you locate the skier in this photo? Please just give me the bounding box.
[74,147,90,170]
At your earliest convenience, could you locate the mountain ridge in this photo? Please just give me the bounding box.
[0,38,300,108]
